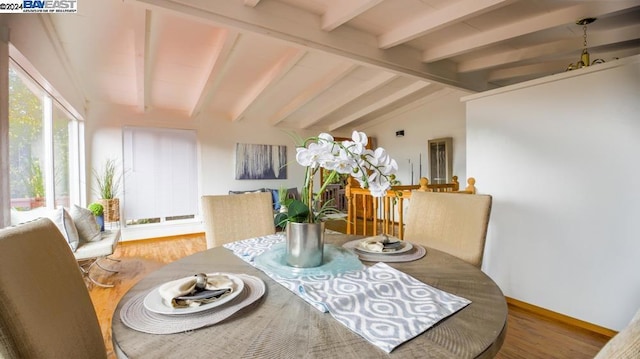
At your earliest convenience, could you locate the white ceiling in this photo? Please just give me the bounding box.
[48,0,640,131]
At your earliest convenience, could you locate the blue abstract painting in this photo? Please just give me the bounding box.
[235,143,287,180]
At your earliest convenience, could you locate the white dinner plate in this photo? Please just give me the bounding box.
[355,239,413,255]
[143,273,244,315]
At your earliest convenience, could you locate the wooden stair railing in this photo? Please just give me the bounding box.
[344,176,477,239]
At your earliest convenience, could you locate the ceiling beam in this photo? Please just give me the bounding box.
[229,48,305,122]
[458,24,640,73]
[361,86,451,131]
[134,9,151,113]
[379,0,513,49]
[189,29,240,118]
[243,0,260,7]
[269,62,356,126]
[328,81,429,131]
[134,0,477,91]
[321,0,383,32]
[488,61,569,82]
[298,71,396,129]
[422,0,640,62]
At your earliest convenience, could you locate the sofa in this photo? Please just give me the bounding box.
[229,187,300,211]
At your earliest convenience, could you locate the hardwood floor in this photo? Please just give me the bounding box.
[88,233,609,359]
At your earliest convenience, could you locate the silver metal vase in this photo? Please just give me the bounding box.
[286,222,325,268]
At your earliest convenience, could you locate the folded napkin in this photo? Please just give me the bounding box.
[300,262,471,353]
[158,274,234,308]
[359,235,402,252]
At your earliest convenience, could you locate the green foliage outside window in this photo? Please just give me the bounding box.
[8,67,44,200]
[25,158,45,199]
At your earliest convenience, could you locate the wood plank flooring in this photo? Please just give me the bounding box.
[88,233,610,359]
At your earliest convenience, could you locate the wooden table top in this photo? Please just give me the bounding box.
[112,233,507,358]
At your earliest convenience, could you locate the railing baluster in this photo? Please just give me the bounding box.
[373,197,379,236]
[344,177,474,239]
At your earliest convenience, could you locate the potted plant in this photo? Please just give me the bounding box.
[94,158,121,223]
[276,130,398,268]
[25,158,45,209]
[88,202,105,232]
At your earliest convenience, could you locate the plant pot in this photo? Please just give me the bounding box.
[95,215,105,232]
[99,198,120,222]
[286,222,325,268]
[30,197,45,209]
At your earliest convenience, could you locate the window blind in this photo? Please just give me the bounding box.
[123,127,198,221]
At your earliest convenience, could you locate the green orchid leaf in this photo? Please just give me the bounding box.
[287,199,310,223]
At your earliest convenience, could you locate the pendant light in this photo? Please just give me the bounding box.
[566,18,605,71]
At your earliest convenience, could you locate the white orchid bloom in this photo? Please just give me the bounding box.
[328,149,357,174]
[317,132,334,142]
[369,172,393,197]
[339,140,358,157]
[352,131,368,146]
[358,149,376,169]
[296,142,332,169]
[369,147,398,175]
[368,181,389,197]
[349,131,368,155]
[381,158,398,175]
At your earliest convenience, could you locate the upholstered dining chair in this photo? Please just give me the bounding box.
[201,192,276,248]
[594,308,640,359]
[404,191,492,268]
[0,218,107,359]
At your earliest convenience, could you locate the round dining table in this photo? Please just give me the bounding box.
[112,233,507,358]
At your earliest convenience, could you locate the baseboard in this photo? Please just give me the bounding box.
[119,231,204,245]
[506,297,617,338]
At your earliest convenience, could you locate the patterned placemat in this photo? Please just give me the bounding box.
[120,274,265,334]
[342,239,426,262]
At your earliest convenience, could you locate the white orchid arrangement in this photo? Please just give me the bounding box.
[276,131,398,225]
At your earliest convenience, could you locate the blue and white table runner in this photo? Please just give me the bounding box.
[224,234,471,353]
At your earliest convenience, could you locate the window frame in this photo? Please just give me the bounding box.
[3,48,85,216]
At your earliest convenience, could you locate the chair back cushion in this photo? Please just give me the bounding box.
[202,192,275,248]
[404,191,492,268]
[594,308,640,359]
[0,218,107,358]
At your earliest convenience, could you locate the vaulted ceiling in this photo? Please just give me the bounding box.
[48,0,640,131]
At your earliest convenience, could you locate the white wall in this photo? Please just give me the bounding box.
[87,88,470,241]
[86,102,312,240]
[463,56,640,331]
[364,88,471,186]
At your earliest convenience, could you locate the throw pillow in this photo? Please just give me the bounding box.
[70,205,102,243]
[10,206,52,226]
[47,207,80,252]
[267,189,280,210]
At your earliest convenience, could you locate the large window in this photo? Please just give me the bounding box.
[8,62,82,212]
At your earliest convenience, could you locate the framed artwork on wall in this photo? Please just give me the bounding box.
[235,143,287,180]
